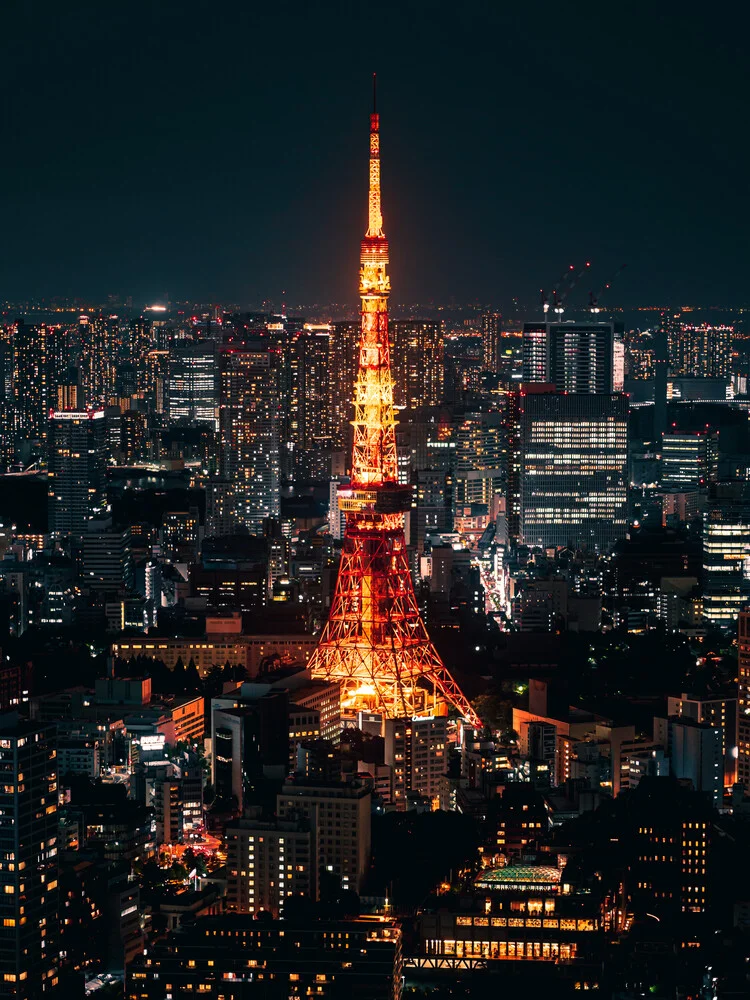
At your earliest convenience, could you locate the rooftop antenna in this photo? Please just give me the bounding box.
[373,71,377,114]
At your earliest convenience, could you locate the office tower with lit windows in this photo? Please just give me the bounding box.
[219,345,280,532]
[226,817,312,916]
[81,519,134,595]
[47,410,107,536]
[384,715,447,809]
[277,779,371,894]
[480,311,502,372]
[328,320,359,455]
[166,338,219,430]
[668,322,733,379]
[702,481,750,625]
[145,348,169,413]
[453,411,504,515]
[0,715,59,997]
[519,388,628,551]
[0,331,12,405]
[128,315,153,391]
[505,389,522,544]
[625,334,655,380]
[11,319,49,461]
[205,477,235,537]
[661,430,719,490]
[288,325,332,479]
[522,321,619,393]
[161,509,199,563]
[738,609,750,793]
[410,469,453,552]
[389,320,444,410]
[628,778,711,940]
[81,314,119,407]
[45,325,70,409]
[119,409,146,463]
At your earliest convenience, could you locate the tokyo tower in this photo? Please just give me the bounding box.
[308,81,480,728]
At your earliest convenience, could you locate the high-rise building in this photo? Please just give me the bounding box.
[522,321,618,393]
[212,691,289,812]
[505,390,522,544]
[81,519,134,594]
[668,322,733,379]
[384,715,447,809]
[226,817,312,916]
[519,387,628,551]
[288,325,331,479]
[480,311,502,372]
[45,325,70,411]
[81,314,119,408]
[277,779,371,894]
[667,691,737,764]
[453,411,504,515]
[328,320,359,455]
[306,93,478,726]
[47,409,107,536]
[219,345,280,532]
[11,320,49,461]
[161,510,199,563]
[738,608,750,793]
[119,409,146,463]
[389,320,444,410]
[702,481,750,625]
[204,477,234,538]
[628,778,711,939]
[167,338,219,430]
[410,469,453,552]
[653,715,723,806]
[128,316,153,392]
[0,715,59,996]
[145,349,169,413]
[661,430,718,490]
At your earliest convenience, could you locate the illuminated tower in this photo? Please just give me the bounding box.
[308,83,479,727]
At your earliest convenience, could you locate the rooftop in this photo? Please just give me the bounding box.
[474,864,562,890]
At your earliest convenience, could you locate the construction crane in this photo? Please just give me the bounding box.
[589,264,627,314]
[540,265,573,316]
[553,262,591,316]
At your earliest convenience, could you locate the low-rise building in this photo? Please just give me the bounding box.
[126,916,403,999]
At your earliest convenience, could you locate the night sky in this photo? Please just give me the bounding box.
[3,2,749,308]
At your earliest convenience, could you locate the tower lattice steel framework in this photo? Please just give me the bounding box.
[308,82,480,727]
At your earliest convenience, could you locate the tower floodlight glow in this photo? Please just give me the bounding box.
[307,84,480,728]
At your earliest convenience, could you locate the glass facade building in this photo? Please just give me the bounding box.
[47,409,106,536]
[522,322,619,394]
[702,481,750,625]
[167,338,219,430]
[519,389,628,551]
[661,430,718,489]
[219,346,280,533]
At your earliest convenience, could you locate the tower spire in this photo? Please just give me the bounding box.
[307,86,481,731]
[366,79,384,240]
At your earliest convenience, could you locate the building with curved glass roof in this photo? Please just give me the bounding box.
[474,864,562,891]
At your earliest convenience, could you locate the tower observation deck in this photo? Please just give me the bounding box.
[307,81,480,728]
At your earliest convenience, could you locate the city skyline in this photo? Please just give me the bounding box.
[1,8,750,998]
[4,3,750,307]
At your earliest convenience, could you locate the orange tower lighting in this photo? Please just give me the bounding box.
[308,79,480,728]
